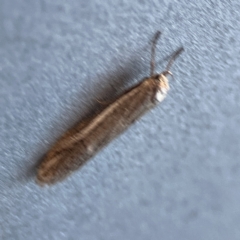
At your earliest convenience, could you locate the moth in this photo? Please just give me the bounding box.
[37,31,184,185]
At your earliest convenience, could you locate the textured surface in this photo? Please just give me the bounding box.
[1,0,240,239]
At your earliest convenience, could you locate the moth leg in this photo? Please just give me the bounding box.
[96,98,112,105]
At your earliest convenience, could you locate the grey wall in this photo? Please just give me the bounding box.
[1,0,240,239]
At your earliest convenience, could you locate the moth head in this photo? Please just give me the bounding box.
[156,71,172,94]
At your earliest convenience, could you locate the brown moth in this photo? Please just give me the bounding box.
[37,31,184,185]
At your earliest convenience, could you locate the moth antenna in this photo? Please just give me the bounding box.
[165,47,184,73]
[150,31,161,77]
